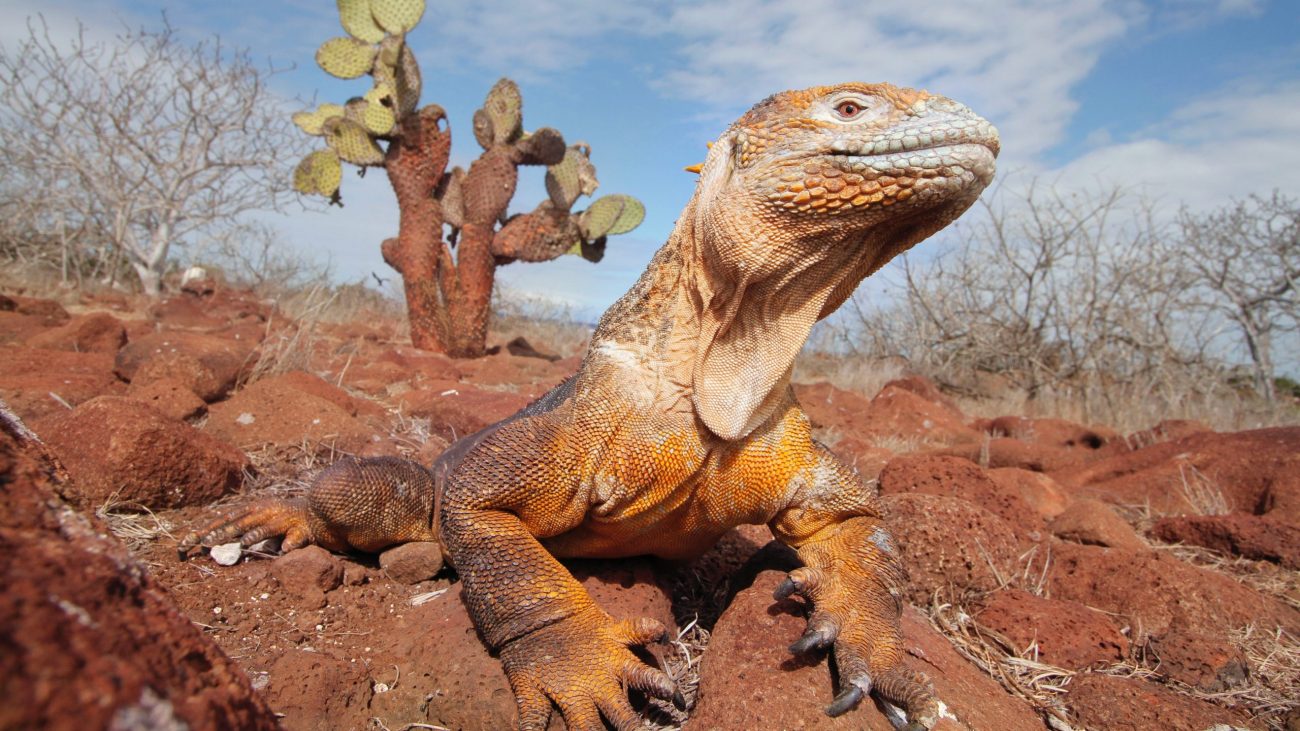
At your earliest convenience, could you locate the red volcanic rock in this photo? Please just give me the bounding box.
[115,331,256,401]
[367,557,676,731]
[0,310,57,344]
[271,546,345,610]
[0,293,70,322]
[1151,512,1300,569]
[689,571,1044,731]
[147,287,271,331]
[126,376,207,422]
[263,370,359,416]
[879,454,1046,540]
[0,409,277,731]
[1053,427,1300,523]
[795,380,872,434]
[0,346,125,420]
[882,375,961,412]
[1047,541,1298,640]
[830,435,894,480]
[1049,499,1147,551]
[974,589,1127,669]
[455,350,573,400]
[983,415,1118,450]
[264,649,374,731]
[379,542,445,584]
[205,377,382,454]
[884,493,1020,603]
[339,359,415,397]
[1066,673,1254,730]
[1150,624,1249,692]
[987,467,1071,520]
[398,384,533,443]
[796,381,979,448]
[32,395,247,510]
[25,311,127,353]
[375,346,462,381]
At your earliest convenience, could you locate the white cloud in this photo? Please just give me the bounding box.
[656,0,1131,161]
[1052,82,1300,212]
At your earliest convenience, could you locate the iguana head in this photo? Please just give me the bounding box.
[687,82,998,440]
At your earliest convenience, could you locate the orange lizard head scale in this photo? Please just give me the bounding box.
[695,82,998,250]
[685,82,999,441]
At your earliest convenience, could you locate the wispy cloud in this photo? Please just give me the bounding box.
[656,0,1130,162]
[1053,81,1300,211]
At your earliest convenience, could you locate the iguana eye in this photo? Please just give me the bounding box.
[834,99,865,119]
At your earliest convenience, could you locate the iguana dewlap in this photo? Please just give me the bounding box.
[182,82,998,730]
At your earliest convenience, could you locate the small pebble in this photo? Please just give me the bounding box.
[210,542,242,566]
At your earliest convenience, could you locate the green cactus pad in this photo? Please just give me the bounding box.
[317,37,376,79]
[324,117,385,166]
[291,103,346,136]
[579,194,645,239]
[337,0,385,43]
[363,85,396,134]
[343,97,369,125]
[372,0,425,34]
[545,146,600,211]
[484,78,522,145]
[293,150,343,196]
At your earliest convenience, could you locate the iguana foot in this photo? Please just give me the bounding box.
[775,567,940,728]
[177,498,316,559]
[500,606,684,731]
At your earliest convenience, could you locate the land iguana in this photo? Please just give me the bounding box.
[181,82,999,730]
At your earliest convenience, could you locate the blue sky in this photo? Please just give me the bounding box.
[4,0,1298,319]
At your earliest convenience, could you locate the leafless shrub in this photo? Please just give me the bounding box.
[0,17,309,296]
[830,181,1297,430]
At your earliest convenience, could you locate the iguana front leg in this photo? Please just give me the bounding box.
[439,427,682,730]
[770,445,939,728]
[178,456,438,556]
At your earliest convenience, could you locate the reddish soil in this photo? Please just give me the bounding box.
[2,283,1297,730]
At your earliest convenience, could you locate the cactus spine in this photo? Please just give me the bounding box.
[291,0,644,357]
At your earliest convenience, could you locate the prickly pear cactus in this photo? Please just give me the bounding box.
[290,0,644,356]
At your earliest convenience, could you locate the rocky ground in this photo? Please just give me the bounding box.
[2,282,1298,731]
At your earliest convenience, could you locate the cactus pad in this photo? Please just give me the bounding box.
[484,78,523,145]
[579,194,645,239]
[317,37,377,79]
[343,97,369,126]
[363,85,397,135]
[545,146,600,211]
[436,167,466,229]
[292,103,346,136]
[514,127,566,166]
[372,0,425,34]
[337,0,385,43]
[395,44,421,115]
[324,117,386,166]
[472,109,495,150]
[293,150,343,197]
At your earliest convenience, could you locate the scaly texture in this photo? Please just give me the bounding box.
[189,82,999,729]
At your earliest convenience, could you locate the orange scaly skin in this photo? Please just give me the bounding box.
[182,82,999,729]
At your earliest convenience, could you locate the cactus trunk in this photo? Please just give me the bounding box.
[382,109,453,353]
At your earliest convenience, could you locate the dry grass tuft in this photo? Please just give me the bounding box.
[96,496,175,551]
[1227,624,1300,725]
[925,595,1079,730]
[1174,462,1231,516]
